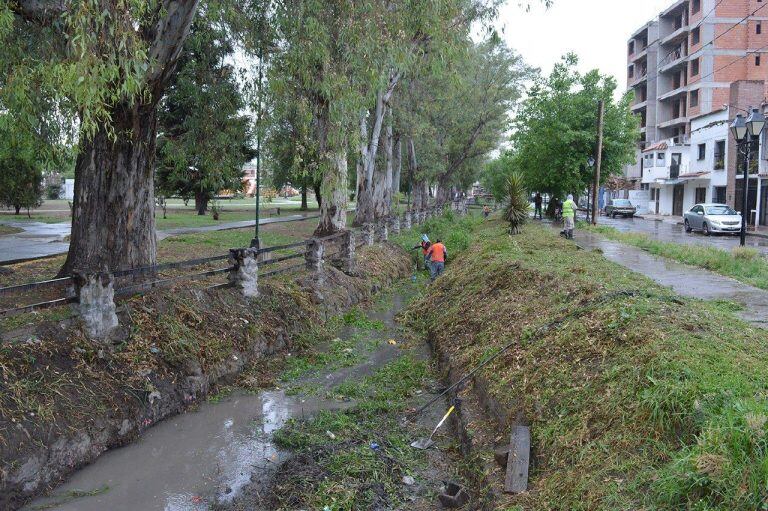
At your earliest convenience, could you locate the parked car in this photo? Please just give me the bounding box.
[684,203,742,236]
[605,199,637,218]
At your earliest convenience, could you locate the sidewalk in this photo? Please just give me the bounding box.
[572,228,768,327]
[0,214,319,265]
[633,213,683,225]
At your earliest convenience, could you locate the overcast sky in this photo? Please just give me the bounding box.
[496,0,674,93]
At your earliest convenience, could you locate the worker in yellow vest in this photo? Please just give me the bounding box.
[561,194,577,240]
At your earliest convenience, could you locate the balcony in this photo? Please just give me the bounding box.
[658,86,688,101]
[632,47,649,62]
[629,72,648,87]
[659,52,688,73]
[632,100,649,112]
[661,25,690,46]
[658,116,689,129]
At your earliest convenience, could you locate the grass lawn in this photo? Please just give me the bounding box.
[0,226,22,236]
[406,220,768,510]
[585,223,768,290]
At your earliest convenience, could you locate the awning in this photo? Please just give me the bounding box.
[679,172,711,179]
[655,179,682,185]
[643,141,669,153]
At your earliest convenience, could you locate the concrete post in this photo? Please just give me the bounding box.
[403,211,412,230]
[389,215,401,235]
[74,271,118,340]
[341,230,356,274]
[228,248,259,298]
[376,220,389,242]
[362,223,375,246]
[462,200,469,216]
[305,238,324,275]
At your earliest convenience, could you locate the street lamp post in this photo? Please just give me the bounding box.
[250,47,264,250]
[730,108,766,247]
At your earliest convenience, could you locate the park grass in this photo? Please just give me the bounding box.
[405,220,768,510]
[586,224,768,290]
[0,225,22,236]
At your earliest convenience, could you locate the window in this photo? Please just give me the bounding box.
[692,0,701,13]
[628,41,635,56]
[690,89,699,107]
[698,143,706,160]
[758,23,762,35]
[757,55,762,67]
[695,187,707,204]
[713,186,727,204]
[692,27,700,45]
[714,140,725,170]
[628,65,634,78]
[656,153,666,166]
[691,58,700,76]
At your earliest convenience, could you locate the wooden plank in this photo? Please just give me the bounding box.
[504,425,530,494]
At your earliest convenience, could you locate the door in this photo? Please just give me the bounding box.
[691,205,704,229]
[673,184,684,216]
[654,189,660,214]
[695,187,706,204]
[670,153,682,179]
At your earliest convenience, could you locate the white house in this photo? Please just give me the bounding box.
[686,108,729,208]
[642,139,691,216]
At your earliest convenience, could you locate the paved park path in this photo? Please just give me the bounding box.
[571,227,768,327]
[0,214,319,265]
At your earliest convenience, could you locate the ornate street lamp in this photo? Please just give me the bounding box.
[730,109,766,246]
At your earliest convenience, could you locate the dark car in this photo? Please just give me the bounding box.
[605,199,637,218]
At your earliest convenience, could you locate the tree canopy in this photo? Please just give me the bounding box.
[509,54,638,199]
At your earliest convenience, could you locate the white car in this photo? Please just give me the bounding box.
[683,203,742,236]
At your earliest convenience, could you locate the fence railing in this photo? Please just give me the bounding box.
[0,201,469,339]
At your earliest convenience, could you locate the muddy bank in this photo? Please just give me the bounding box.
[0,243,411,510]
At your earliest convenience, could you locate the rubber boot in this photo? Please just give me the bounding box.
[568,229,574,239]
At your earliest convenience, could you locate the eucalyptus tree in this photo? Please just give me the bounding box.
[271,0,376,234]
[1,1,203,274]
[352,0,505,225]
[401,36,532,208]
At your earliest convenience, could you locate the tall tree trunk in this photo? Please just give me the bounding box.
[373,117,394,219]
[354,72,401,226]
[392,134,402,207]
[436,174,453,205]
[14,206,20,215]
[60,103,158,274]
[301,183,308,210]
[194,191,209,216]
[315,141,348,235]
[407,137,421,210]
[55,0,199,276]
[413,180,429,211]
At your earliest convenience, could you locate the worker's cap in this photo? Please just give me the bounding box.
[421,234,430,242]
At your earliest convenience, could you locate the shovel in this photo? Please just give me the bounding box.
[410,405,455,450]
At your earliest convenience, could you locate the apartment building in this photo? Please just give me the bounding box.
[624,0,768,213]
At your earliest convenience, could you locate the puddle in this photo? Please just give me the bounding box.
[25,286,421,511]
[25,391,353,511]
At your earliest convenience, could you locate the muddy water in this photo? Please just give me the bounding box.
[26,290,414,511]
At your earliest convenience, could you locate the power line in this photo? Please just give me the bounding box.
[630,1,768,88]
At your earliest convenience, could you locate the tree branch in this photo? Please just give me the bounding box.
[145,0,200,98]
[10,0,69,24]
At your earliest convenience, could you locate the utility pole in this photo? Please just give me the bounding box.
[592,100,605,226]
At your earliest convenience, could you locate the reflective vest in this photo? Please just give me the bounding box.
[562,199,577,219]
[428,243,446,263]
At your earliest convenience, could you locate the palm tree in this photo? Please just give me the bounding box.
[504,172,529,234]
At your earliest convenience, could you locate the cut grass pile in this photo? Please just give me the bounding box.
[586,224,768,290]
[0,225,22,236]
[405,220,768,510]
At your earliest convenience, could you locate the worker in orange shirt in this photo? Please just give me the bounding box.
[426,238,448,281]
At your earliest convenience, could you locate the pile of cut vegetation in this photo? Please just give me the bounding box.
[405,220,768,510]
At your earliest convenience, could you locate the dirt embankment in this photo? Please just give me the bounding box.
[405,221,768,510]
[0,243,411,510]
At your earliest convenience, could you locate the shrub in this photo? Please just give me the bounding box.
[503,172,528,234]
